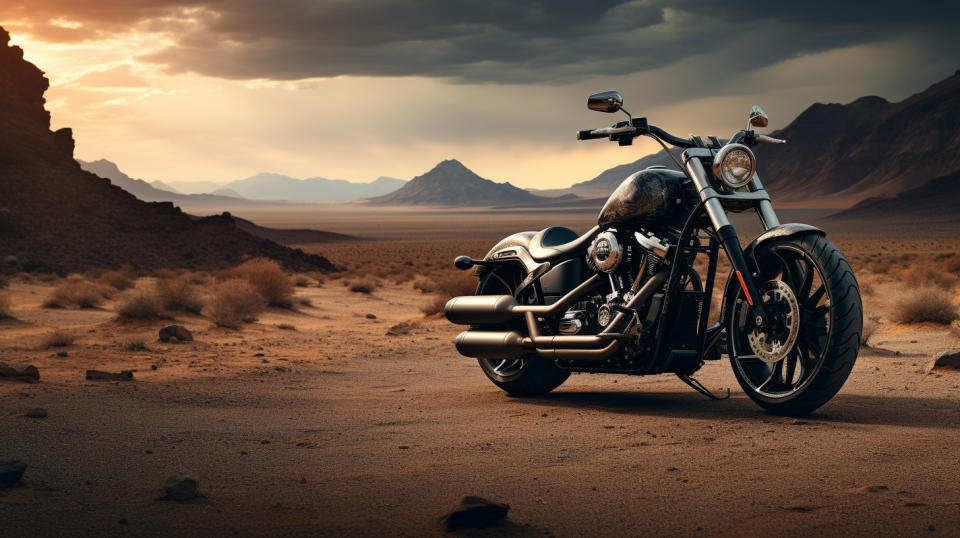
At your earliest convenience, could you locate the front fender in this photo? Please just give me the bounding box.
[720,223,826,332]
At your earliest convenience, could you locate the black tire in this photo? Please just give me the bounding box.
[724,234,861,416]
[474,265,569,396]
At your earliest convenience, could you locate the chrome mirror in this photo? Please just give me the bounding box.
[588,91,624,113]
[748,105,769,128]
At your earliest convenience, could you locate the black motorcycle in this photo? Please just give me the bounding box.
[445,91,862,416]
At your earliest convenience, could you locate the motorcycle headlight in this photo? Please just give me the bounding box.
[712,143,756,189]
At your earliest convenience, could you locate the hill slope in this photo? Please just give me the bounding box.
[0,27,333,273]
[368,159,548,206]
[825,169,960,222]
[212,173,405,201]
[572,71,960,206]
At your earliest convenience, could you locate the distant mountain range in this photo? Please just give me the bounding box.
[571,70,960,210]
[368,159,556,206]
[826,169,960,222]
[79,159,407,202]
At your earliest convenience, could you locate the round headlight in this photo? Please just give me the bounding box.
[712,143,756,189]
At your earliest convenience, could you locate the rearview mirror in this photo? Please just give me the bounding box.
[588,91,623,113]
[749,105,769,128]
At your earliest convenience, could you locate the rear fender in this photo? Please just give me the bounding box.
[473,231,540,277]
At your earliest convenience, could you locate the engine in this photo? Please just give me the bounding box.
[560,228,671,337]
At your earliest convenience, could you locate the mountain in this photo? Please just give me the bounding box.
[756,72,960,204]
[150,180,181,193]
[367,159,549,206]
[203,173,406,201]
[572,71,960,207]
[0,27,333,273]
[160,180,222,194]
[232,216,369,244]
[825,169,960,222]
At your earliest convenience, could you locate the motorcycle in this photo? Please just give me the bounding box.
[444,91,862,416]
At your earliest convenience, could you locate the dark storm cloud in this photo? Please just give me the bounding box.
[4,0,960,83]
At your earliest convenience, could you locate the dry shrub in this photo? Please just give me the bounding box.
[297,296,312,307]
[205,279,267,329]
[98,270,134,291]
[349,276,379,294]
[121,336,148,351]
[435,273,477,298]
[421,295,448,316]
[276,323,296,330]
[293,274,313,287]
[891,287,959,325]
[412,276,435,294]
[234,258,294,308]
[904,261,956,290]
[42,329,75,348]
[0,290,11,318]
[116,290,165,320]
[43,280,107,308]
[861,315,880,347]
[156,277,205,313]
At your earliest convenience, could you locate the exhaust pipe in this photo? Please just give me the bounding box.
[444,295,518,325]
[455,330,529,359]
[450,271,667,362]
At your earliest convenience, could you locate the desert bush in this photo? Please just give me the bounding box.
[297,296,312,307]
[121,336,148,351]
[276,323,296,330]
[890,287,959,325]
[412,276,435,294]
[904,261,956,290]
[421,295,448,316]
[861,315,880,348]
[293,274,313,287]
[116,290,165,320]
[309,272,326,287]
[205,279,267,329]
[43,280,107,308]
[434,272,477,298]
[42,329,75,348]
[234,258,294,308]
[349,276,379,294]
[156,277,205,313]
[0,290,10,317]
[98,270,135,291]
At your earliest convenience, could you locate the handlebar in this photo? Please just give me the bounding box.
[577,123,695,148]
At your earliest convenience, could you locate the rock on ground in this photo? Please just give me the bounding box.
[0,363,39,382]
[24,408,47,418]
[163,473,201,501]
[443,496,510,531]
[0,461,26,489]
[931,351,960,370]
[85,370,134,381]
[159,325,193,343]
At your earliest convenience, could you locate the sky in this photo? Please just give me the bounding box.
[3,1,960,191]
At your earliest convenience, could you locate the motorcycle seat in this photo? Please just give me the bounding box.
[529,225,599,261]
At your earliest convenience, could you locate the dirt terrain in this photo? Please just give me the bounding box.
[1,260,958,536]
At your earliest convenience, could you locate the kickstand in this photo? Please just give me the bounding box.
[676,374,730,401]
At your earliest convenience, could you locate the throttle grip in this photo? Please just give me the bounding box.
[577,129,606,140]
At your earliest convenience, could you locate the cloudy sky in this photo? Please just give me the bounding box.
[3,1,959,190]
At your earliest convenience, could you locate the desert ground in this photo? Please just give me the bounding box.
[2,206,959,536]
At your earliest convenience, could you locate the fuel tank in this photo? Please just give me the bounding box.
[597,167,686,228]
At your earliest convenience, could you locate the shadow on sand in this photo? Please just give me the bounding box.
[507,390,960,430]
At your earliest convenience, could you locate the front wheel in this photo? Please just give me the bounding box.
[725,234,861,416]
[474,265,569,396]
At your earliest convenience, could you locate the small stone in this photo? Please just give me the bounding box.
[443,496,510,531]
[118,518,128,525]
[158,325,193,343]
[0,363,40,383]
[253,353,265,357]
[163,473,201,501]
[398,445,410,450]
[366,313,376,319]
[0,460,27,489]
[85,370,134,381]
[146,450,153,454]
[24,408,47,418]
[299,477,307,484]
[151,365,158,370]
[260,440,270,444]
[240,451,248,455]
[56,351,68,357]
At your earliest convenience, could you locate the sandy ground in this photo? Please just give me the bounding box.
[1,276,959,537]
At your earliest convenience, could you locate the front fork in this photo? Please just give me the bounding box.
[684,152,778,328]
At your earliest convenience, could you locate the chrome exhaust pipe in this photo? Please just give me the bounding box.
[455,330,530,359]
[444,274,604,326]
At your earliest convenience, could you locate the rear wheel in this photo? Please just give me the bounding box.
[725,234,861,416]
[474,265,569,396]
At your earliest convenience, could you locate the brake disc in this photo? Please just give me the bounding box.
[747,280,800,364]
